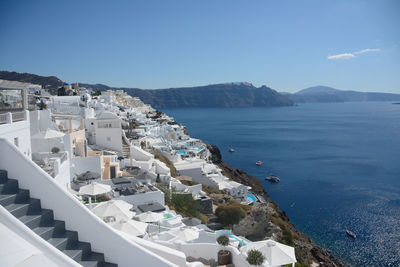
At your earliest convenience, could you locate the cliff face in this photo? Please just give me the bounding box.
[0,71,63,90]
[207,144,343,267]
[285,86,400,103]
[123,83,294,108]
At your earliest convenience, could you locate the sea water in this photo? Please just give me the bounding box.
[162,102,400,266]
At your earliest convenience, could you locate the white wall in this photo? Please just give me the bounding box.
[0,111,31,159]
[131,146,154,161]
[71,156,102,178]
[115,190,165,206]
[31,137,65,154]
[128,159,154,172]
[29,110,55,135]
[155,159,171,176]
[0,138,178,267]
[177,168,218,188]
[55,156,72,189]
[95,127,122,153]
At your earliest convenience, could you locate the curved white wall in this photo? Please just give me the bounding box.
[0,138,178,267]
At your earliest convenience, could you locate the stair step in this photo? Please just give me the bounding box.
[78,260,100,267]
[32,220,66,240]
[0,189,30,206]
[49,230,79,249]
[0,171,117,266]
[63,249,83,261]
[48,237,69,250]
[4,198,41,217]
[75,241,92,257]
[19,209,54,229]
[83,251,105,264]
[0,179,18,194]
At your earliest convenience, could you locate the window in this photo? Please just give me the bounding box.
[14,137,19,147]
[0,89,23,111]
[98,121,119,128]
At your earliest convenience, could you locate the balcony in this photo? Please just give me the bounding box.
[0,111,27,125]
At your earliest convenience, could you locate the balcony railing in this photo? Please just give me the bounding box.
[11,111,26,122]
[0,113,8,124]
[0,111,27,125]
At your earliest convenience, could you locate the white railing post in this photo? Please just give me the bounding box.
[7,112,12,124]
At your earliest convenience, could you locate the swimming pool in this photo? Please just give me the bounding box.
[229,235,247,245]
[247,193,257,202]
[176,150,187,155]
[163,213,173,219]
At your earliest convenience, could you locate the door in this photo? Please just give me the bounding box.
[110,166,116,179]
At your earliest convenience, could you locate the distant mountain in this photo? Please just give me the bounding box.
[81,82,294,108]
[286,86,400,103]
[0,71,293,108]
[0,71,63,90]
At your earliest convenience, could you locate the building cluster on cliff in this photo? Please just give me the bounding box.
[0,79,297,267]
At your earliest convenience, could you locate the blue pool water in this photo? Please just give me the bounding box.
[176,150,187,155]
[162,103,400,266]
[247,193,257,202]
[230,234,247,245]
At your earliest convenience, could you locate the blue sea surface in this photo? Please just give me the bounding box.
[162,102,400,266]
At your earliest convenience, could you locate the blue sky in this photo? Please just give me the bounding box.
[0,0,399,93]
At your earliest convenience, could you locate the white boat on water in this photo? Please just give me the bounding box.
[265,175,280,183]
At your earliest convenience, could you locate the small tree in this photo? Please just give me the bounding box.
[51,147,60,154]
[215,204,246,227]
[37,100,47,110]
[246,249,265,266]
[217,235,229,248]
[217,235,231,265]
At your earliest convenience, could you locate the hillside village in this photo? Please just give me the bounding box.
[0,79,300,267]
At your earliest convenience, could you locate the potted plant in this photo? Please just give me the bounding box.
[246,249,265,266]
[217,235,231,265]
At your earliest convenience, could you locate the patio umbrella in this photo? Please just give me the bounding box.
[173,227,199,242]
[265,240,296,267]
[135,211,163,223]
[79,182,111,202]
[110,219,148,237]
[243,240,296,267]
[91,200,135,221]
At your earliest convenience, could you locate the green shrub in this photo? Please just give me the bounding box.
[281,228,294,246]
[195,213,209,224]
[215,204,246,227]
[217,235,229,246]
[171,193,201,217]
[246,249,265,266]
[154,151,178,177]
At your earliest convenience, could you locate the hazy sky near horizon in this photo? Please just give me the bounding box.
[0,0,399,93]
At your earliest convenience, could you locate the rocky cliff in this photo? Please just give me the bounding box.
[285,85,400,103]
[0,71,63,90]
[207,144,343,267]
[122,83,294,108]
